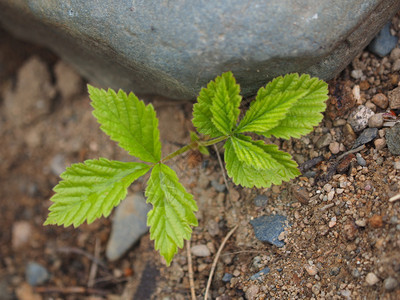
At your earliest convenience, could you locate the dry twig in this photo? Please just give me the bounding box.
[213,144,232,204]
[204,225,238,300]
[88,238,101,288]
[186,239,196,300]
[389,193,400,202]
[35,286,108,295]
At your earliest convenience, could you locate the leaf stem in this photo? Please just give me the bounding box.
[159,135,228,164]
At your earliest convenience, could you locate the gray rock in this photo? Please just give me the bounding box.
[1,1,399,99]
[26,262,50,286]
[352,128,378,149]
[316,133,333,149]
[368,22,399,57]
[254,194,268,207]
[106,193,151,261]
[250,214,289,248]
[249,266,271,281]
[383,276,398,291]
[386,123,400,155]
[211,180,226,193]
[222,273,233,283]
[356,153,367,167]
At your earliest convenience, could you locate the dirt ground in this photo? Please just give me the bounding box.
[1,13,400,300]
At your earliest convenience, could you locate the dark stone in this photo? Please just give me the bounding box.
[368,22,399,57]
[250,214,289,248]
[211,180,226,193]
[250,266,271,280]
[133,262,160,299]
[222,273,233,283]
[26,262,50,286]
[1,1,399,99]
[254,194,268,207]
[352,128,378,149]
[386,123,400,155]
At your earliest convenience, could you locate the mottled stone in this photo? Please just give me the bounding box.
[0,1,399,99]
[348,105,375,132]
[386,123,400,155]
[254,194,268,207]
[388,87,400,109]
[250,214,289,247]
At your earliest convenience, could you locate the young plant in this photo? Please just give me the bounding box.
[45,72,328,265]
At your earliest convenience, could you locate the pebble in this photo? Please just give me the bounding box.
[368,22,399,57]
[343,221,357,241]
[383,276,398,291]
[222,273,233,283]
[250,214,289,248]
[348,105,374,132]
[343,123,357,147]
[386,123,400,155]
[394,161,400,170]
[191,244,211,257]
[350,69,363,79]
[54,60,83,99]
[330,267,341,276]
[50,154,66,176]
[355,219,367,227]
[292,186,310,204]
[329,141,340,154]
[392,59,400,72]
[254,194,268,207]
[369,215,383,228]
[305,264,318,276]
[12,221,32,249]
[323,183,332,192]
[249,266,271,281]
[245,284,259,300]
[333,119,347,127]
[211,180,226,193]
[388,86,400,109]
[106,193,151,261]
[356,153,367,167]
[328,216,337,227]
[390,47,400,60]
[365,272,380,286]
[368,113,383,128]
[207,219,220,237]
[327,190,335,201]
[352,128,378,149]
[371,93,388,109]
[374,138,386,151]
[26,262,50,286]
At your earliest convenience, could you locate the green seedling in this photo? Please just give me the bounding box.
[45,72,328,265]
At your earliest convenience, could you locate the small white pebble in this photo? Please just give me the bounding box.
[191,244,211,257]
[327,190,335,201]
[329,217,337,228]
[355,219,367,227]
[336,188,344,194]
[366,272,380,286]
[305,264,318,276]
[323,183,332,193]
[394,161,400,170]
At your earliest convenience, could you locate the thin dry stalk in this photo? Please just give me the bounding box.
[88,238,101,288]
[187,239,196,300]
[204,225,238,300]
[213,144,232,204]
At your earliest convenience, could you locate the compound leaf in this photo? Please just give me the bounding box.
[254,74,328,139]
[193,72,241,137]
[145,164,198,265]
[44,158,151,227]
[224,136,300,188]
[89,85,161,163]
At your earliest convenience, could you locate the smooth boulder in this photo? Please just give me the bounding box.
[0,1,399,99]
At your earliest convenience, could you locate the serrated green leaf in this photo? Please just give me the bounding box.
[254,74,328,139]
[88,85,161,163]
[192,72,241,137]
[224,136,300,188]
[145,164,198,265]
[236,88,308,134]
[44,158,151,227]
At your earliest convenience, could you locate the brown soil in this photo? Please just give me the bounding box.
[1,14,400,300]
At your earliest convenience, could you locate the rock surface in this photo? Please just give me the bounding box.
[106,193,151,261]
[1,1,399,99]
[250,214,289,248]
